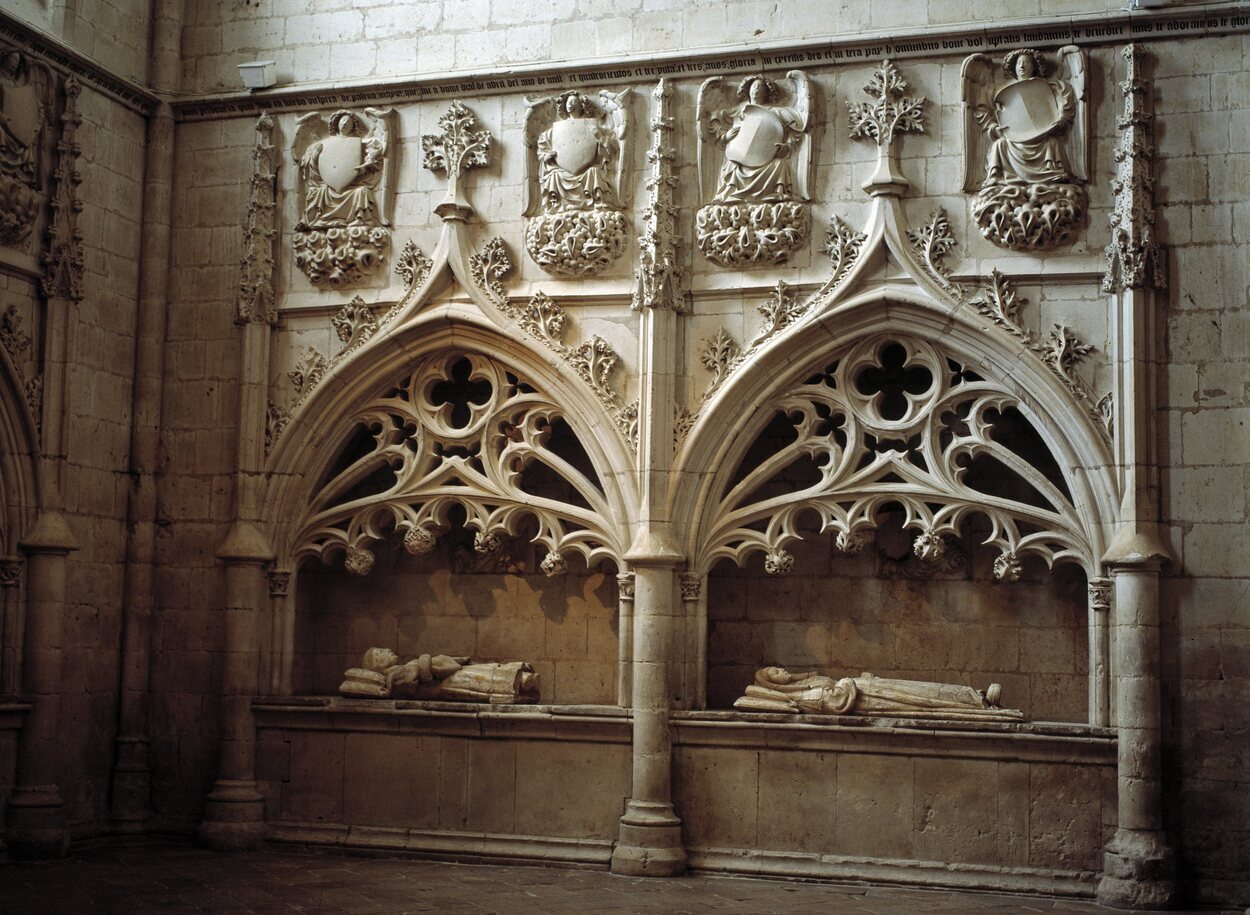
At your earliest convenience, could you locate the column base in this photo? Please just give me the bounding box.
[199,779,266,851]
[611,800,686,877]
[4,784,69,860]
[1096,829,1177,909]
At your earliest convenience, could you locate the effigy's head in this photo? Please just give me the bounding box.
[362,647,398,671]
[737,75,777,105]
[760,665,792,684]
[557,91,586,118]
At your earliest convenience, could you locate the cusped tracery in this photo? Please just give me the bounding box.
[292,352,625,575]
[697,335,1095,577]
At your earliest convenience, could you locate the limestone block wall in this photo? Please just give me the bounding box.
[707,535,1089,721]
[53,85,146,834]
[1152,33,1250,905]
[297,548,620,705]
[4,0,151,84]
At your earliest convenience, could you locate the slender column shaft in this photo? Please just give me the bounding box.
[1088,577,1111,728]
[616,572,634,707]
[6,521,75,859]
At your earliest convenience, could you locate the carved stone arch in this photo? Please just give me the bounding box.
[0,344,41,555]
[263,305,637,572]
[674,290,1117,578]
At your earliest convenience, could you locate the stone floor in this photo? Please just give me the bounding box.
[0,844,1240,914]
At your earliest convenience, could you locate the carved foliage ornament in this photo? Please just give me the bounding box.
[1103,44,1165,293]
[696,71,813,267]
[523,89,630,276]
[42,77,83,302]
[633,79,686,313]
[699,335,1096,579]
[238,114,279,325]
[962,47,1088,250]
[293,107,395,287]
[293,352,625,577]
[0,50,54,249]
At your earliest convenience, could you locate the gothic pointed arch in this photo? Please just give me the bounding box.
[263,307,636,574]
[0,341,40,557]
[675,289,1118,579]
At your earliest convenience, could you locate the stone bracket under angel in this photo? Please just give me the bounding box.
[292,107,396,287]
[339,647,540,704]
[695,71,813,267]
[962,47,1088,251]
[522,89,630,276]
[733,666,1023,721]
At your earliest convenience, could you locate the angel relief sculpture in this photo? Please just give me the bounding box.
[292,107,396,287]
[523,89,629,276]
[0,49,53,248]
[962,47,1088,250]
[696,71,813,267]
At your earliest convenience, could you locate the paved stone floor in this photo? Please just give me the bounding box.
[0,844,1241,914]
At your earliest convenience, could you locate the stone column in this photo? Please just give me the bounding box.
[616,572,634,707]
[611,556,686,877]
[1098,560,1174,908]
[201,113,279,849]
[0,556,22,696]
[1088,576,1111,728]
[266,568,293,696]
[6,512,76,858]
[679,573,705,709]
[611,79,687,876]
[200,529,272,851]
[1096,45,1175,909]
[109,0,184,831]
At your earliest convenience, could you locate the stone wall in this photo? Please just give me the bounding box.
[1153,33,1250,905]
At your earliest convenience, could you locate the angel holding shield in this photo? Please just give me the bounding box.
[706,75,810,205]
[297,109,389,227]
[962,47,1088,250]
[533,90,625,213]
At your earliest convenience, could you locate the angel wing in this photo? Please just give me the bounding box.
[784,70,813,202]
[522,95,561,217]
[361,107,395,223]
[1056,46,1088,183]
[597,88,630,206]
[696,76,737,205]
[293,111,328,175]
[960,53,997,192]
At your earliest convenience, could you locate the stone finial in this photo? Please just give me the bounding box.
[848,60,925,195]
[422,100,491,218]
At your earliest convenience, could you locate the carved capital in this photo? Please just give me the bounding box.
[616,572,635,600]
[679,574,701,602]
[1088,577,1112,612]
[266,568,291,598]
[0,556,22,587]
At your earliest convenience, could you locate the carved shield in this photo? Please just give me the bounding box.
[994,79,1059,144]
[1,81,41,148]
[550,117,599,175]
[724,105,785,169]
[317,134,364,193]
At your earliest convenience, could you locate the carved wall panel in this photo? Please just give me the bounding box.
[962,47,1089,250]
[695,71,813,267]
[0,48,54,251]
[523,89,630,276]
[292,107,395,287]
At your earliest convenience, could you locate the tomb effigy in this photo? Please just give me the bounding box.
[733,666,1023,721]
[339,647,540,704]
